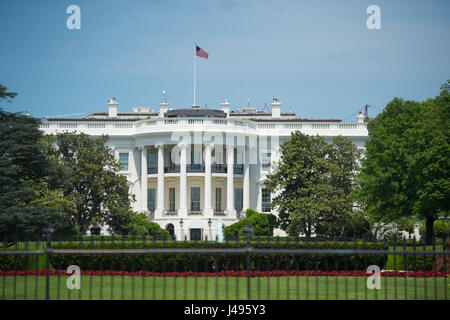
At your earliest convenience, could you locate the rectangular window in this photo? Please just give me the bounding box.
[147,188,155,212]
[119,153,129,171]
[190,228,202,241]
[235,188,243,213]
[191,187,200,211]
[234,148,244,165]
[191,150,202,164]
[148,151,157,173]
[215,188,222,211]
[262,188,271,213]
[169,187,176,212]
[261,153,271,171]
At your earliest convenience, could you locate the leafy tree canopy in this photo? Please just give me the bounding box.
[0,84,65,241]
[46,132,136,236]
[356,81,450,244]
[265,132,362,239]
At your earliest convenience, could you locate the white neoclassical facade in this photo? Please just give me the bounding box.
[40,97,368,240]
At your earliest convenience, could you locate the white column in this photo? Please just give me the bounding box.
[129,148,139,212]
[204,143,213,216]
[141,147,148,212]
[178,143,188,216]
[226,144,236,216]
[243,151,250,214]
[155,143,165,217]
[256,184,262,213]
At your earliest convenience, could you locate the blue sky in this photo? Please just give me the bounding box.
[0,0,449,121]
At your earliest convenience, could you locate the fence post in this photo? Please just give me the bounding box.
[44,226,54,300]
[244,225,253,300]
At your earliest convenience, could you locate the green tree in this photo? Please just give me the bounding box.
[0,84,65,241]
[265,132,361,238]
[419,219,450,240]
[46,132,136,236]
[315,136,362,238]
[356,81,450,244]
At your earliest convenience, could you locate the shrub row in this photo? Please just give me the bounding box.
[1,240,388,272]
[0,249,46,270]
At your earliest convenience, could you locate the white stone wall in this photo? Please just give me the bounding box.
[40,118,368,239]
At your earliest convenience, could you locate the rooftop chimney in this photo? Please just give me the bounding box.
[107,97,118,117]
[271,97,281,118]
[159,90,170,117]
[356,111,365,123]
[220,99,230,116]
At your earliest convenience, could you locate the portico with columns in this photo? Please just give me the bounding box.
[137,141,251,241]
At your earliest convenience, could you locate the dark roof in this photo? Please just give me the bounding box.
[229,112,296,116]
[165,108,226,118]
[47,118,141,122]
[251,118,341,122]
[92,112,158,116]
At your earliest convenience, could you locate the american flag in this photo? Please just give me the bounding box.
[196,45,208,59]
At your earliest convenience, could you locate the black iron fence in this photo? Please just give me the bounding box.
[0,233,448,300]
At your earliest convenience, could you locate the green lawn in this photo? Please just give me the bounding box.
[1,275,448,300]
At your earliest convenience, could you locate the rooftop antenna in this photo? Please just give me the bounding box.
[262,103,269,112]
[364,104,370,117]
[247,97,250,107]
[162,90,167,103]
[289,105,293,113]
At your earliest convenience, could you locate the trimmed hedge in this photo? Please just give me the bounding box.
[224,210,277,239]
[384,254,435,271]
[384,245,444,271]
[1,240,388,272]
[0,248,47,270]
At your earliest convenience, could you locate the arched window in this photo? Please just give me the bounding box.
[166,224,175,240]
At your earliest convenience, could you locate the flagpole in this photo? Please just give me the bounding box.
[193,44,196,107]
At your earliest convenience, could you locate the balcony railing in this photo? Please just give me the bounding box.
[187,164,205,173]
[233,164,244,174]
[148,166,158,174]
[164,210,177,216]
[212,164,227,173]
[149,163,244,175]
[164,164,180,173]
[40,118,368,135]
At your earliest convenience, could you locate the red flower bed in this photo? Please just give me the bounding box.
[0,269,449,277]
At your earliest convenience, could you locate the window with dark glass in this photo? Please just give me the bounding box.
[147,188,155,212]
[169,187,176,212]
[262,152,271,171]
[191,187,200,211]
[190,228,202,241]
[148,151,157,173]
[119,153,129,171]
[215,188,222,211]
[166,224,175,240]
[262,188,271,212]
[235,188,243,213]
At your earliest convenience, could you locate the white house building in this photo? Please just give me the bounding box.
[39,96,368,240]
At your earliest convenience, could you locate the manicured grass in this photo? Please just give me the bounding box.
[1,275,448,300]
